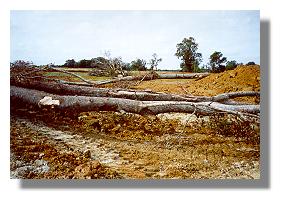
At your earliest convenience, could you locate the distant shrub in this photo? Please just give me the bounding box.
[226,60,238,70]
[193,66,210,73]
[246,61,256,66]
[130,59,147,71]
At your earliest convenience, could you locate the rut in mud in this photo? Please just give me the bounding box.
[10,108,260,179]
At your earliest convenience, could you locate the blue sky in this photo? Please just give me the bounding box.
[10,10,260,69]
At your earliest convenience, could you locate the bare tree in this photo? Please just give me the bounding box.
[148,53,162,71]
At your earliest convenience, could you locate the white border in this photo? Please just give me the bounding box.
[1,0,284,204]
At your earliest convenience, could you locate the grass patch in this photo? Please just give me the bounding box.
[43,71,111,82]
[57,67,93,72]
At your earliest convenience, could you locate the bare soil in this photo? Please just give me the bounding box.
[134,65,260,104]
[10,65,260,179]
[10,108,260,179]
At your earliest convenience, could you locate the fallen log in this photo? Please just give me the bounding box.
[14,70,157,86]
[11,80,260,104]
[12,66,210,86]
[10,86,260,116]
[158,73,210,79]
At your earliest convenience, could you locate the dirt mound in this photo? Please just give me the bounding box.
[189,65,260,96]
[133,65,260,103]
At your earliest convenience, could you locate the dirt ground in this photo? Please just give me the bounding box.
[134,65,260,95]
[10,110,260,179]
[10,65,260,179]
[134,65,260,104]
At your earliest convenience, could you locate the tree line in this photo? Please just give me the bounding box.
[11,36,256,73]
[60,36,256,73]
[60,52,161,72]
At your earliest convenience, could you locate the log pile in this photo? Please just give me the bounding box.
[10,68,260,120]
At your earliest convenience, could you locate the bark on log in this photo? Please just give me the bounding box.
[10,86,260,116]
[11,80,259,104]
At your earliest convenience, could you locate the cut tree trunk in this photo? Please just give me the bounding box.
[11,86,260,116]
[10,80,259,104]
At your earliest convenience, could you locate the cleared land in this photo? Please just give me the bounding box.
[10,65,260,179]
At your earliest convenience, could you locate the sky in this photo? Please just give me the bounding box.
[10,10,260,69]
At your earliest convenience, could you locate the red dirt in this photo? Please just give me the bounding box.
[133,65,260,103]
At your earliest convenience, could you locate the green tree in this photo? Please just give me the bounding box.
[64,59,76,68]
[130,59,147,71]
[175,37,202,72]
[149,53,162,70]
[121,62,131,71]
[209,51,227,73]
[77,59,91,68]
[90,57,109,69]
[226,60,238,70]
[246,61,256,65]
